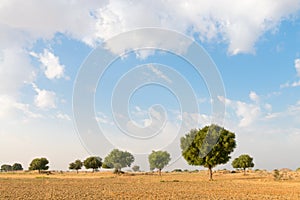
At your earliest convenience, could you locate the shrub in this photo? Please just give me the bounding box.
[172,169,182,172]
[273,169,283,181]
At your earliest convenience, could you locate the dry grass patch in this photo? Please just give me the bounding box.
[0,171,300,199]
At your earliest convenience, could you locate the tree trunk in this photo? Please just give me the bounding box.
[208,166,213,181]
[159,169,161,176]
[244,168,246,175]
[76,170,78,174]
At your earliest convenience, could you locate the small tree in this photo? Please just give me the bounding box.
[232,154,254,175]
[29,158,49,173]
[148,150,171,176]
[12,163,23,171]
[1,164,12,172]
[69,160,83,173]
[132,165,140,172]
[103,149,134,174]
[83,156,102,172]
[181,124,236,180]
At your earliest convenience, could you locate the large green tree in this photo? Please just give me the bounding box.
[1,164,12,172]
[181,124,236,180]
[232,154,254,175]
[29,158,49,173]
[83,156,102,172]
[103,149,134,173]
[12,163,23,171]
[148,150,171,176]
[69,159,83,173]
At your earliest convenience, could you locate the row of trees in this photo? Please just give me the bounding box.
[67,124,254,180]
[0,159,49,173]
[1,124,255,180]
[1,163,23,172]
[68,149,171,175]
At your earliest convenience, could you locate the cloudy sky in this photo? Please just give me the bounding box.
[1,0,300,171]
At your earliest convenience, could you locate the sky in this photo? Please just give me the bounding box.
[1,0,300,171]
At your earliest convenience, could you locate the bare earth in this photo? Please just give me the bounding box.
[0,171,300,199]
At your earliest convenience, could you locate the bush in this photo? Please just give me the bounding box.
[132,165,140,172]
[273,169,283,181]
[172,169,182,172]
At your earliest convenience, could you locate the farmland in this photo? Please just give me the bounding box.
[1,170,300,199]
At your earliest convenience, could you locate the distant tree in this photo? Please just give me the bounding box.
[69,160,83,173]
[232,154,254,175]
[29,158,49,173]
[132,165,140,172]
[181,124,236,180]
[83,156,102,172]
[103,149,134,174]
[1,164,12,172]
[148,150,171,176]
[12,163,23,171]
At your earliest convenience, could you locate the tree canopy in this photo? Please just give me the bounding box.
[148,150,171,176]
[103,149,134,173]
[29,158,49,173]
[232,154,254,175]
[1,164,12,172]
[83,156,102,172]
[181,124,236,180]
[12,163,23,171]
[69,159,83,173]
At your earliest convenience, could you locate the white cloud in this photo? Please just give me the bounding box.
[281,80,300,88]
[217,96,232,105]
[264,103,272,112]
[295,58,300,77]
[291,81,300,87]
[32,83,56,109]
[56,112,71,121]
[31,49,65,80]
[236,101,261,127]
[96,112,113,125]
[181,112,211,129]
[280,58,300,88]
[135,106,141,112]
[0,1,104,45]
[0,0,298,100]
[249,91,260,103]
[147,64,172,83]
[218,96,261,127]
[0,95,41,120]
[0,48,35,96]
[93,0,300,55]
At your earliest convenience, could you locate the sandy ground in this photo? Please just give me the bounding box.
[0,170,300,199]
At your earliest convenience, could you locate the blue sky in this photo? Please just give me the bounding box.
[1,1,300,171]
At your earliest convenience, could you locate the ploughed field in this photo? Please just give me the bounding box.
[1,170,300,199]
